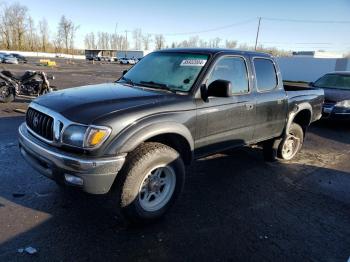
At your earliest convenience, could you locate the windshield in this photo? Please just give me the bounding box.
[314,74,350,90]
[120,52,209,92]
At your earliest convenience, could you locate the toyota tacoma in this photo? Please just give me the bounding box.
[19,48,324,223]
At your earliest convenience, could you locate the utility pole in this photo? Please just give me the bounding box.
[125,30,129,49]
[124,30,129,57]
[254,17,261,51]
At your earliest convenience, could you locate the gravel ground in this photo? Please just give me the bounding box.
[0,58,349,261]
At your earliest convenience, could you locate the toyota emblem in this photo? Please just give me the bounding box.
[33,116,39,127]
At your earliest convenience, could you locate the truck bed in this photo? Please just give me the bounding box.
[283,82,324,123]
[284,83,323,98]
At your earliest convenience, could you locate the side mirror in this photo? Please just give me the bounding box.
[200,84,209,102]
[122,70,128,76]
[207,80,232,98]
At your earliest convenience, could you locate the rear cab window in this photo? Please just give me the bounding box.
[253,58,278,92]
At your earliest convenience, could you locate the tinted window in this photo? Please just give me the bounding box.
[314,74,350,90]
[254,58,277,91]
[207,57,249,94]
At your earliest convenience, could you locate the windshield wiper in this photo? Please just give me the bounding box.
[139,81,177,93]
[118,76,135,86]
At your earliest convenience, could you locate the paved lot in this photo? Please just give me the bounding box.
[0,59,349,261]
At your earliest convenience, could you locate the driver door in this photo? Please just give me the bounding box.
[195,56,256,157]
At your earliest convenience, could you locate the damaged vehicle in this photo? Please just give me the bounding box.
[0,70,54,103]
[18,48,324,223]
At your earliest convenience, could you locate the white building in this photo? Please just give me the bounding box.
[291,51,345,59]
[277,52,349,82]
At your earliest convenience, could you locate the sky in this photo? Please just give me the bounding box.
[8,0,350,53]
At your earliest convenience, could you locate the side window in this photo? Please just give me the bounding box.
[254,58,277,91]
[207,57,249,94]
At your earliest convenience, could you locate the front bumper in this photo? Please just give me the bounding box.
[322,106,350,120]
[18,123,126,194]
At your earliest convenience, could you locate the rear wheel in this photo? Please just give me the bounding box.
[0,85,14,103]
[115,142,185,224]
[278,123,304,160]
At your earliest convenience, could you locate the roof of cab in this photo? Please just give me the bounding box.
[157,48,272,57]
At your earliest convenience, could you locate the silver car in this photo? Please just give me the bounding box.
[3,55,19,64]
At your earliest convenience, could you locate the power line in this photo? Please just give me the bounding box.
[147,17,350,36]
[149,18,257,36]
[262,17,350,24]
[116,16,350,38]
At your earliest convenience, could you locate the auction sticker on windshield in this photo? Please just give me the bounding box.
[180,59,207,67]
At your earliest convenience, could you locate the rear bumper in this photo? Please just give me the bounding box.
[18,122,126,194]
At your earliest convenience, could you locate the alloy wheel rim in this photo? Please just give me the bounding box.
[282,134,300,159]
[138,165,176,212]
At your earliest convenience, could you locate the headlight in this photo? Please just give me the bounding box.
[61,124,111,149]
[62,125,87,147]
[335,100,350,108]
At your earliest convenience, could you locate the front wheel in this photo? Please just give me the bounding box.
[278,123,304,160]
[115,142,185,224]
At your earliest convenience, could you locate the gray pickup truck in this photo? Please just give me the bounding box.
[19,48,324,223]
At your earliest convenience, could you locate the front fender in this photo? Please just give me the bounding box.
[105,120,195,155]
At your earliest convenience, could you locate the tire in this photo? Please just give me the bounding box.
[0,85,14,103]
[277,123,304,160]
[115,142,185,224]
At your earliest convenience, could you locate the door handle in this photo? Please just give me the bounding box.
[245,103,254,110]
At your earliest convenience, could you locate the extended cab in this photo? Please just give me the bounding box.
[19,49,324,223]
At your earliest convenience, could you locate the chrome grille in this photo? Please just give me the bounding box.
[26,107,54,141]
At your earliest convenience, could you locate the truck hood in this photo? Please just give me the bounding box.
[323,88,350,103]
[33,83,175,124]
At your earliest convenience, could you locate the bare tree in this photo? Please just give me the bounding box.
[39,18,49,51]
[57,15,78,54]
[97,31,110,49]
[188,36,199,47]
[4,3,29,50]
[225,40,237,49]
[69,24,79,54]
[0,2,12,49]
[84,32,96,49]
[53,35,63,53]
[110,33,117,49]
[26,16,37,51]
[238,43,250,51]
[177,36,200,48]
[132,28,142,50]
[142,33,152,50]
[209,37,221,48]
[154,34,165,50]
[199,39,208,48]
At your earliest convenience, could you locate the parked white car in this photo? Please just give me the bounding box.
[119,58,136,65]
